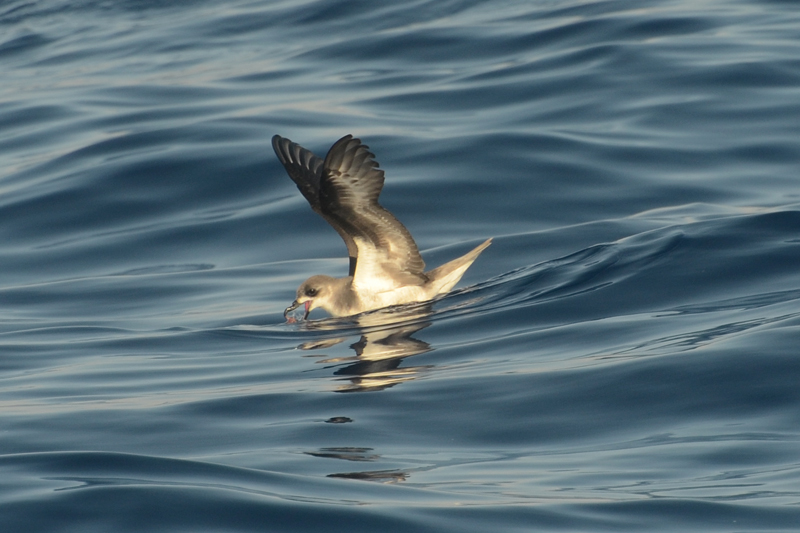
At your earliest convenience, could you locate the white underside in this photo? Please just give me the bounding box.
[355,284,433,312]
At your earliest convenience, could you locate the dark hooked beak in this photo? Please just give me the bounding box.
[284,300,310,321]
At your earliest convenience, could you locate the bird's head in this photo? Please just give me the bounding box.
[284,275,337,321]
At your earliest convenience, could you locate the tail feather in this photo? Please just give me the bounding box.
[426,238,492,295]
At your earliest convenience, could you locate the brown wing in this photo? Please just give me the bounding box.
[272,135,358,276]
[321,135,426,291]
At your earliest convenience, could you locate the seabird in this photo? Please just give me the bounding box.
[273,134,491,320]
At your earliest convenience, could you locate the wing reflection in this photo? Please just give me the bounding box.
[306,447,379,462]
[327,470,407,483]
[306,446,411,484]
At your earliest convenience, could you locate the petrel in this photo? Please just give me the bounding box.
[273,134,491,320]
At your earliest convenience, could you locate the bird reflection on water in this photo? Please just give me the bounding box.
[296,303,435,393]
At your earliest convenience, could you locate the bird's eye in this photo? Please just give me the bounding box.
[305,287,318,297]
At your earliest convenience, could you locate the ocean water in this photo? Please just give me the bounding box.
[2,0,800,531]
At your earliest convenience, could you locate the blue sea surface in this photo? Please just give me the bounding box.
[2,0,800,531]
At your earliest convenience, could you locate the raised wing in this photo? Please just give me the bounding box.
[321,135,426,292]
[272,135,358,276]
